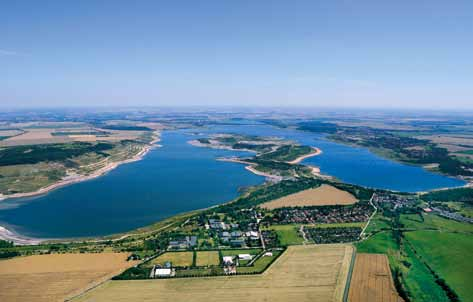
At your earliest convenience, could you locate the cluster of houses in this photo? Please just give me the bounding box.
[261,230,278,248]
[373,193,418,210]
[429,206,473,224]
[218,230,260,247]
[168,236,197,250]
[222,253,255,274]
[206,218,261,247]
[269,203,373,224]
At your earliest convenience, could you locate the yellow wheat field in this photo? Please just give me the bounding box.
[348,253,404,302]
[74,244,354,302]
[260,184,358,210]
[0,253,136,302]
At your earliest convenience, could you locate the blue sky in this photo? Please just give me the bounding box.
[1,1,472,109]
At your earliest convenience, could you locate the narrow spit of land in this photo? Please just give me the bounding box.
[190,133,324,181]
[286,147,322,164]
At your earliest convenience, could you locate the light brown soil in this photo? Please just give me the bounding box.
[0,128,149,147]
[75,244,354,302]
[348,253,404,302]
[260,184,358,210]
[0,253,136,302]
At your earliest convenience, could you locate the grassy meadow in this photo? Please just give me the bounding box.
[266,224,304,246]
[356,212,473,302]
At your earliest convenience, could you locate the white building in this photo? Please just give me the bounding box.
[223,256,234,265]
[154,268,172,277]
[246,231,259,240]
[238,254,253,261]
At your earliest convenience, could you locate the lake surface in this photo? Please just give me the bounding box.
[202,124,465,192]
[0,130,264,238]
[0,124,465,238]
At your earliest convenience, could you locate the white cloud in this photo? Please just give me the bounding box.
[0,49,21,56]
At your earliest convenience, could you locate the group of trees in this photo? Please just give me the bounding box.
[422,187,473,205]
[0,142,114,166]
[217,178,322,213]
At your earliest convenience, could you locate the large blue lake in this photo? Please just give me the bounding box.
[0,124,465,238]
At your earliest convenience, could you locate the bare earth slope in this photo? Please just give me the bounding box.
[75,244,354,302]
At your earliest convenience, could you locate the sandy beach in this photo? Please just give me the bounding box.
[218,157,283,182]
[286,147,322,164]
[0,226,43,245]
[217,145,326,182]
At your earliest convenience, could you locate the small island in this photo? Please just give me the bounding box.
[189,134,323,180]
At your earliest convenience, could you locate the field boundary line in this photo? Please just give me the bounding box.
[360,193,376,239]
[64,266,130,302]
[342,246,357,302]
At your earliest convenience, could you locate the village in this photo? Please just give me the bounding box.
[266,203,373,225]
[117,189,377,280]
[372,192,419,210]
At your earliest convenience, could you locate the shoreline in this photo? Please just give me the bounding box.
[0,134,161,202]
[0,226,44,245]
[188,139,258,154]
[217,157,282,182]
[0,134,161,245]
[286,147,322,164]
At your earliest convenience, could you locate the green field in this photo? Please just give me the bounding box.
[356,212,473,302]
[364,213,391,233]
[356,229,449,301]
[175,268,214,277]
[405,231,473,301]
[236,250,282,273]
[147,252,193,267]
[195,251,220,266]
[401,213,473,233]
[443,201,473,218]
[266,225,304,246]
[356,231,398,254]
[401,240,449,302]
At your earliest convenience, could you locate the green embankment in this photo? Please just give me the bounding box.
[422,187,473,205]
[405,231,473,301]
[0,142,113,166]
[357,212,472,302]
